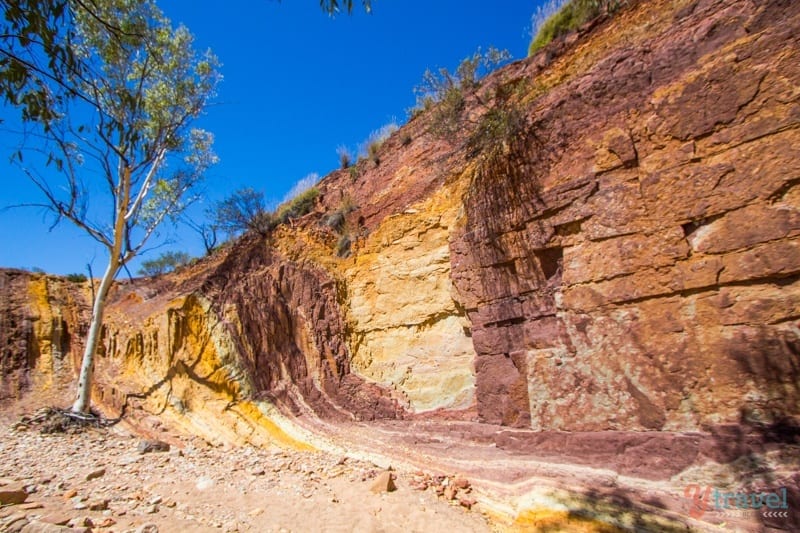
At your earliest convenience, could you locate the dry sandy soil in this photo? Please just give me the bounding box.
[0,409,493,533]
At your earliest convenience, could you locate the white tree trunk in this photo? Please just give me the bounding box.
[71,257,119,413]
[71,166,130,414]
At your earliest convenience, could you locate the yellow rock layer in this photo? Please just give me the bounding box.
[343,176,476,412]
[100,293,310,450]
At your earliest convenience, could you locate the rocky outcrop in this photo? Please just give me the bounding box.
[6,0,794,435]
[2,0,799,530]
[449,0,800,430]
[3,0,798,449]
[0,271,88,401]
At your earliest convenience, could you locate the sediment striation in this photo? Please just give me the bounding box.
[2,0,799,529]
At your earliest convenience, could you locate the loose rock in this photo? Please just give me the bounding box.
[459,496,477,510]
[88,498,109,511]
[0,484,28,505]
[369,471,397,494]
[18,521,68,533]
[85,467,106,481]
[39,514,70,526]
[137,440,170,454]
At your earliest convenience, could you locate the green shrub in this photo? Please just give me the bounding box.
[66,273,87,283]
[138,251,192,277]
[528,0,625,56]
[411,47,511,141]
[467,105,527,158]
[428,85,466,141]
[276,187,319,224]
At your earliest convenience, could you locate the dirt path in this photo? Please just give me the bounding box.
[0,417,492,532]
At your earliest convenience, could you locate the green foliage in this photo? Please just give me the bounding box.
[66,273,87,283]
[0,0,377,417]
[528,0,626,56]
[320,0,372,15]
[276,187,319,224]
[427,84,465,141]
[9,0,220,268]
[214,188,273,236]
[466,80,532,159]
[412,47,511,141]
[137,251,192,277]
[0,0,79,129]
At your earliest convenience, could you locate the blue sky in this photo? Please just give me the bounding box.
[0,1,540,275]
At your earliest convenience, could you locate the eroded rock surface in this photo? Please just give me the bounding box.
[2,0,799,530]
[449,0,800,431]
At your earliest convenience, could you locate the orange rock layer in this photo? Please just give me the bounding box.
[2,0,799,530]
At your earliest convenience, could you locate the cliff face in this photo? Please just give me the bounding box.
[450,0,800,431]
[2,0,800,527]
[3,0,798,434]
[0,270,88,403]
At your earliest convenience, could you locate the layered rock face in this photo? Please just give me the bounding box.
[2,1,799,529]
[2,0,799,439]
[450,0,800,430]
[0,271,88,402]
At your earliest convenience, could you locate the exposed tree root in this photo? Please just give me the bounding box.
[12,406,120,434]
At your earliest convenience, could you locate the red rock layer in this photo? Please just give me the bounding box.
[203,235,403,421]
[449,0,800,430]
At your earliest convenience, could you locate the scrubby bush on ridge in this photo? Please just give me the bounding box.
[275,187,320,224]
[361,122,399,166]
[337,146,353,169]
[214,187,273,236]
[410,47,511,142]
[138,251,192,277]
[528,0,627,56]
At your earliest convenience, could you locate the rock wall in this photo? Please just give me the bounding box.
[0,271,87,402]
[342,180,476,413]
[2,0,798,439]
[448,0,800,430]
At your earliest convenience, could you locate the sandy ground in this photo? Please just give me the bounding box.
[0,412,493,533]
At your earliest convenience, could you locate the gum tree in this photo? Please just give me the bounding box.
[10,0,220,414]
[320,0,372,14]
[2,1,373,416]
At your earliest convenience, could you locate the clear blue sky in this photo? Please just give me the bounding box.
[0,1,540,275]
